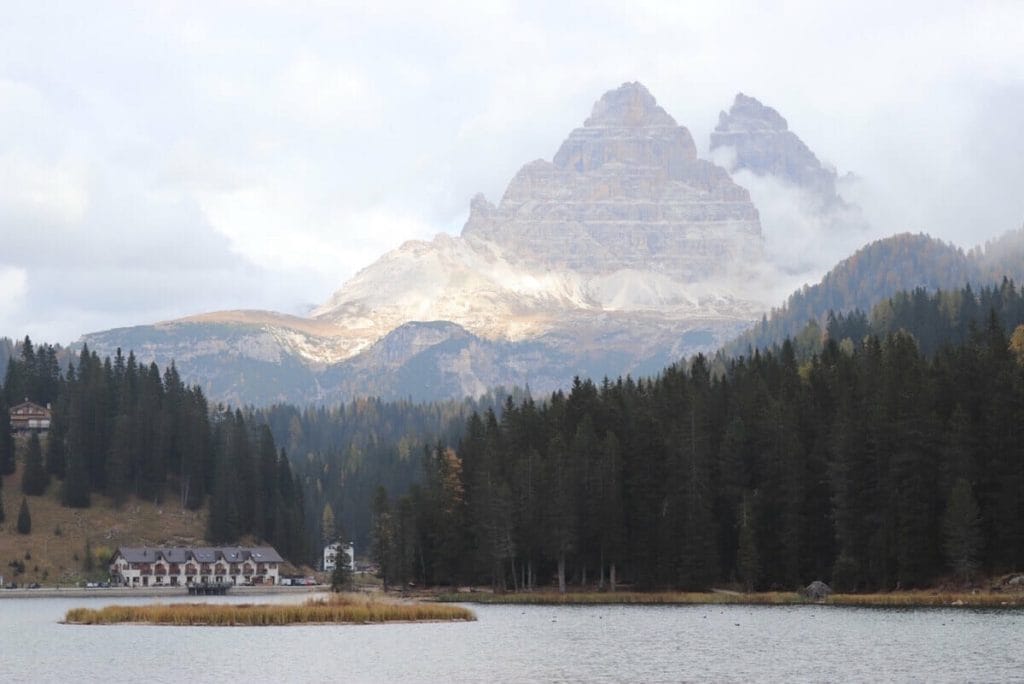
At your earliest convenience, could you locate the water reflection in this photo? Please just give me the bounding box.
[2,596,1022,683]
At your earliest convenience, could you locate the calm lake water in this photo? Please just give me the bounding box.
[1,593,1022,683]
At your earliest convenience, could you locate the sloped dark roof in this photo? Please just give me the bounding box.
[111,545,284,565]
[248,547,285,563]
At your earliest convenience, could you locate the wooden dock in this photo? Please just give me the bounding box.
[187,583,231,595]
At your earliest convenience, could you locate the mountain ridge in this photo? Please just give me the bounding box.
[76,83,1019,406]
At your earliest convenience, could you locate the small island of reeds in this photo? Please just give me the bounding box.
[64,594,475,626]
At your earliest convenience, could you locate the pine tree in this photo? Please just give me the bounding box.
[737,492,760,592]
[321,502,336,546]
[0,394,14,476]
[17,496,31,534]
[21,432,49,495]
[944,478,982,583]
[371,486,394,591]
[45,392,67,479]
[330,545,354,592]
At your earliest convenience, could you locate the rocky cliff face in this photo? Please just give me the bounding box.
[312,82,766,349]
[462,82,763,280]
[711,93,842,208]
[81,84,809,405]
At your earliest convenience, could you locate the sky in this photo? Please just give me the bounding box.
[1,0,1022,344]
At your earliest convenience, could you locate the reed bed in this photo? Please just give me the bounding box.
[437,590,1024,608]
[64,594,476,626]
[829,592,1024,608]
[436,591,799,605]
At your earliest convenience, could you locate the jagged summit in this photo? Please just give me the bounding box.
[710,92,839,204]
[716,93,789,132]
[462,83,761,278]
[582,81,677,128]
[550,82,698,174]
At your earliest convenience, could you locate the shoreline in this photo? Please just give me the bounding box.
[0,585,326,600]
[434,590,1024,609]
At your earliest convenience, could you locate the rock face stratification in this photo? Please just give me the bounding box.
[463,82,763,280]
[711,93,842,208]
[83,83,783,405]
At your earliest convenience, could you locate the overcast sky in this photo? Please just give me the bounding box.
[2,1,1022,344]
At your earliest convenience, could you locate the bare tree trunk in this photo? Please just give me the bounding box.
[511,556,519,592]
[558,554,567,594]
[610,563,617,592]
[599,549,606,590]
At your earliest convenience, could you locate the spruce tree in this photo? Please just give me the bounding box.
[21,432,48,495]
[371,486,394,591]
[737,492,760,592]
[17,496,31,534]
[44,394,67,479]
[0,394,14,476]
[330,545,353,592]
[944,478,982,583]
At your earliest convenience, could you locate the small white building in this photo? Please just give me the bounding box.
[109,546,284,587]
[323,541,354,572]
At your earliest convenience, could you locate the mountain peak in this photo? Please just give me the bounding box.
[583,81,677,128]
[717,93,789,132]
[711,92,841,204]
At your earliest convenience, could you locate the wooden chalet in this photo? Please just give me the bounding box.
[8,400,51,433]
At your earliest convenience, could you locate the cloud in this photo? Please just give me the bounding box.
[0,266,28,322]
[0,1,1022,344]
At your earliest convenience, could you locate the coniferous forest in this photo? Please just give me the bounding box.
[1,341,306,562]
[361,281,1024,592]
[3,281,1023,589]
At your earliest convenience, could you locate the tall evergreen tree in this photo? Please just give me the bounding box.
[944,478,982,583]
[21,432,48,495]
[371,486,395,591]
[0,394,14,476]
[16,496,31,534]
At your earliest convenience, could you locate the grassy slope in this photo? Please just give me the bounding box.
[0,437,207,586]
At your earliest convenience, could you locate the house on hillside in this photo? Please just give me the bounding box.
[323,541,354,572]
[109,546,284,587]
[8,400,51,433]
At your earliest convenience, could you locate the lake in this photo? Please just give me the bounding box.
[1,593,1022,682]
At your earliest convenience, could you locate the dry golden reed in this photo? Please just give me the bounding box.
[438,590,1024,608]
[64,593,475,626]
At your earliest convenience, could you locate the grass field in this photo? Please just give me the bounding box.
[1,438,208,586]
[64,593,476,625]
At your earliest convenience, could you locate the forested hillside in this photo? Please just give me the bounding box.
[1,340,306,563]
[254,387,530,554]
[362,283,1024,592]
[726,229,1024,357]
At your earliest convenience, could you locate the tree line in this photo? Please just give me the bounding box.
[253,388,527,556]
[1,340,306,563]
[367,282,1024,592]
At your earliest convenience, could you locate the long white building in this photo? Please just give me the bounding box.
[109,546,284,587]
